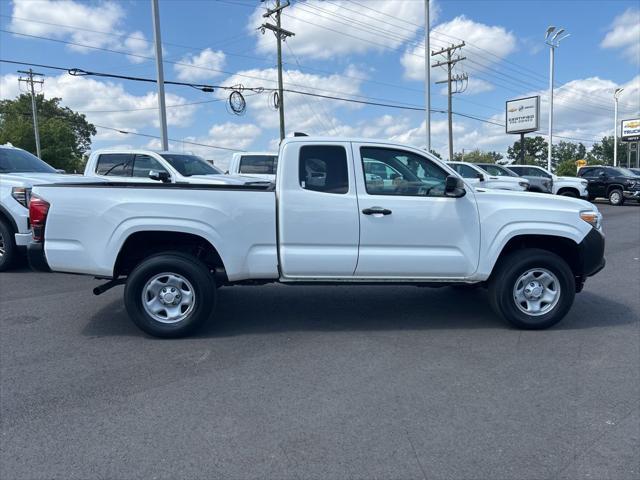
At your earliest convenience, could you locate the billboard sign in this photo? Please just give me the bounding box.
[621,118,640,142]
[506,96,540,134]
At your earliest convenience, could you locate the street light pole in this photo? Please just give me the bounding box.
[613,88,624,167]
[544,26,569,172]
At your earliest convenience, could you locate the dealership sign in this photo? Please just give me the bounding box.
[505,96,540,134]
[621,118,640,142]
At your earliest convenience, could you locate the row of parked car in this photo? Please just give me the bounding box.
[0,142,638,274]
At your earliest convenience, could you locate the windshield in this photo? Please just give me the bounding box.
[0,148,57,173]
[611,167,638,177]
[160,154,221,176]
[477,164,517,177]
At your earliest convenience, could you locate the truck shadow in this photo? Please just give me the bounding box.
[82,285,637,338]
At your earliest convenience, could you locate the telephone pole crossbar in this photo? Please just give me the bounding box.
[260,0,294,142]
[18,69,44,158]
[432,42,467,161]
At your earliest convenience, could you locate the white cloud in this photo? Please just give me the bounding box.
[401,15,517,95]
[0,73,199,141]
[250,0,438,60]
[174,49,227,82]
[9,0,153,62]
[601,8,640,65]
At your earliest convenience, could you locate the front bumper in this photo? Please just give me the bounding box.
[623,190,640,199]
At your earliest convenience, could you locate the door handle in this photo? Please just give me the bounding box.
[362,207,392,215]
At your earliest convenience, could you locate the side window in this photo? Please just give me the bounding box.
[299,145,349,194]
[456,164,478,178]
[239,155,277,175]
[361,147,448,196]
[95,154,133,176]
[132,154,168,178]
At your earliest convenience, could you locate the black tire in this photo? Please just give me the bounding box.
[559,189,578,198]
[608,189,625,206]
[488,248,575,330]
[0,219,17,272]
[124,251,216,338]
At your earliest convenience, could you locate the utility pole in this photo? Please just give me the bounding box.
[151,0,168,150]
[432,42,467,161]
[261,0,294,142]
[424,0,431,152]
[18,69,44,158]
[613,88,624,167]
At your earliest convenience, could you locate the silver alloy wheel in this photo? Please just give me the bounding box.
[0,230,5,257]
[610,191,622,204]
[142,272,195,324]
[513,268,561,317]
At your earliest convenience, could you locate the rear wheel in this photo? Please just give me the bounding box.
[0,219,17,272]
[608,189,625,206]
[489,248,575,329]
[124,252,216,338]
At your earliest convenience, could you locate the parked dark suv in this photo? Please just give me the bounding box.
[577,166,640,205]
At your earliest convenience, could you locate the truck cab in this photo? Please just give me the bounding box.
[84,149,253,185]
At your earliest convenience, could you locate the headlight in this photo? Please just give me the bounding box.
[11,187,31,208]
[580,180,588,187]
[518,181,529,189]
[580,210,602,230]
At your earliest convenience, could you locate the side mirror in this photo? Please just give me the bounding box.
[445,175,466,197]
[598,171,607,178]
[149,170,171,183]
[476,172,485,181]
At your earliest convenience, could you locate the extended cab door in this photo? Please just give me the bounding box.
[277,142,360,278]
[352,143,480,279]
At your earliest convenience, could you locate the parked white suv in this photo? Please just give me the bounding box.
[227,152,278,181]
[448,161,529,191]
[84,149,257,185]
[507,165,588,198]
[0,145,74,270]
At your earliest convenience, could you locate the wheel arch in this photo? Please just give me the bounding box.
[606,183,624,195]
[113,230,228,281]
[0,205,18,233]
[491,234,582,278]
[556,186,579,196]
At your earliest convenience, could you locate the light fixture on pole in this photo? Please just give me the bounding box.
[544,26,570,172]
[613,88,624,167]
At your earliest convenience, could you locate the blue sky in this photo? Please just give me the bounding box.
[1,0,638,167]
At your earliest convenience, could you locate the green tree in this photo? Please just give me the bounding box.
[453,149,504,163]
[555,159,579,177]
[507,136,548,167]
[0,94,96,172]
[552,141,587,165]
[589,136,628,166]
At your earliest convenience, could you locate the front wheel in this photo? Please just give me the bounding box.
[124,252,216,338]
[559,189,578,198]
[608,189,625,206]
[489,249,575,330]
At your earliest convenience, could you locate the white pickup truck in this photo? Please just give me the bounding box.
[28,137,606,337]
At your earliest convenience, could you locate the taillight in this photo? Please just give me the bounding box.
[29,195,50,243]
[11,187,31,207]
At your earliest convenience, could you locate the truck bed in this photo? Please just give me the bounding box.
[34,182,278,280]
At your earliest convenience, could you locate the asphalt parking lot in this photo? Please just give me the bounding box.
[1,202,638,480]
